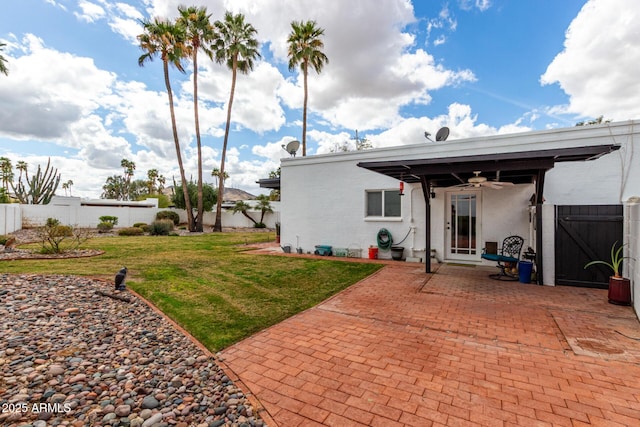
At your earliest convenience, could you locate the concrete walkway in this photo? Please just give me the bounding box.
[219,263,640,426]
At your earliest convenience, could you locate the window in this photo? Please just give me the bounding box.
[366,190,401,218]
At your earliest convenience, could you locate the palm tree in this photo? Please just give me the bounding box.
[178,5,216,232]
[138,18,195,230]
[287,20,328,156]
[0,157,13,192]
[146,168,159,194]
[211,11,260,232]
[157,174,166,192]
[62,180,73,196]
[120,158,135,200]
[211,167,229,187]
[0,43,9,76]
[255,193,273,224]
[231,200,257,226]
[16,161,27,181]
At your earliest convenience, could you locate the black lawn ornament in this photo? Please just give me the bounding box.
[115,267,128,291]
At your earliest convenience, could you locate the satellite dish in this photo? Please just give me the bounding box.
[282,140,301,157]
[435,127,450,141]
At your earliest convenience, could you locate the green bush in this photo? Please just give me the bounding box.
[133,222,150,233]
[149,219,174,236]
[156,210,180,226]
[53,225,73,237]
[0,188,10,204]
[118,227,145,236]
[97,222,113,233]
[0,235,8,245]
[37,218,90,254]
[254,222,267,228]
[43,218,73,237]
[99,216,118,226]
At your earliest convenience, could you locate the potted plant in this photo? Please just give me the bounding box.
[584,241,632,305]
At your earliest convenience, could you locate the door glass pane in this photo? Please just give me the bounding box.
[450,194,477,255]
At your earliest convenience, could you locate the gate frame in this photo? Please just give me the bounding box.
[554,204,624,288]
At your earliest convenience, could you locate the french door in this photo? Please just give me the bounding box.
[446,191,481,261]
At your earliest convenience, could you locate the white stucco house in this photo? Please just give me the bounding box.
[270,120,639,309]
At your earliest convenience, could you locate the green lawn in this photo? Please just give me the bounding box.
[3,232,382,351]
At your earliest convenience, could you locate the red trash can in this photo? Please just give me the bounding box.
[368,246,378,259]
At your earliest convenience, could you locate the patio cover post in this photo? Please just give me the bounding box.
[534,169,547,285]
[421,177,432,273]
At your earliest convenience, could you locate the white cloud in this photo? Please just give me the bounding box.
[252,139,296,163]
[75,0,106,23]
[540,0,640,121]
[109,16,144,43]
[0,0,543,199]
[459,0,491,12]
[0,35,116,143]
[368,103,531,149]
[143,0,474,133]
[44,0,68,11]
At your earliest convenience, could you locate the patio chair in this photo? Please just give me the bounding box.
[481,235,524,280]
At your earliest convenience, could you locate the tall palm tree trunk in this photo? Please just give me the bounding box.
[302,63,309,156]
[213,62,237,232]
[193,51,204,232]
[164,60,194,229]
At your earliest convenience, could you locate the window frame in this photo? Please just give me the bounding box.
[365,189,402,220]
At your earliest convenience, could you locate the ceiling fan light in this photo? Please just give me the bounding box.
[468,176,487,184]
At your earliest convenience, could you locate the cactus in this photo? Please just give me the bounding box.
[11,158,61,204]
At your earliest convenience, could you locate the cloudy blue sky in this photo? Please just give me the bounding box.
[0,0,638,198]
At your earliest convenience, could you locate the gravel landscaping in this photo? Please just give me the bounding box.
[0,274,265,427]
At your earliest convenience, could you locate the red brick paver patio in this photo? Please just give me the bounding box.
[219,263,640,426]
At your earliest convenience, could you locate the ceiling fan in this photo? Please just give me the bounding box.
[454,171,515,189]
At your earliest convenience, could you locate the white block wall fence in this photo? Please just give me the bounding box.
[0,204,21,235]
[1,198,279,232]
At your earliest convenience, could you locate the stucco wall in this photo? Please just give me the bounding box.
[627,202,639,315]
[545,150,638,205]
[280,153,534,263]
[280,120,639,282]
[0,204,22,234]
[281,158,410,259]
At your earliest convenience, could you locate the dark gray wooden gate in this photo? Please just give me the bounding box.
[555,205,623,288]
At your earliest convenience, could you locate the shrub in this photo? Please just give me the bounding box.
[254,222,267,229]
[0,188,10,204]
[133,222,150,233]
[99,216,118,226]
[0,235,8,245]
[156,210,180,226]
[118,227,144,236]
[149,220,174,236]
[53,225,73,237]
[97,222,113,233]
[37,218,90,254]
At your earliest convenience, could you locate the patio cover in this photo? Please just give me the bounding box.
[357,144,621,279]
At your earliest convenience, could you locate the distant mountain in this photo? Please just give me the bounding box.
[223,187,257,201]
